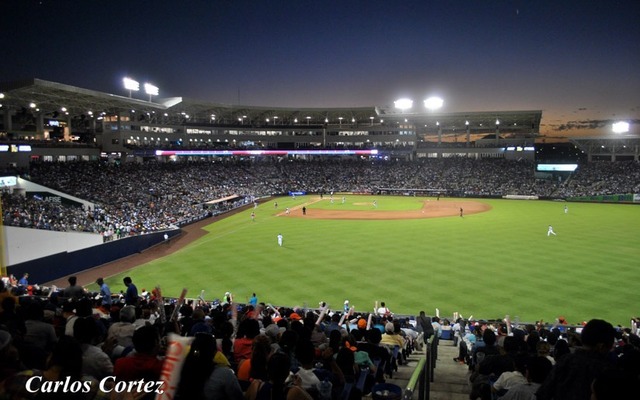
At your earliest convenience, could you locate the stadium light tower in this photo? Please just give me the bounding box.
[123,77,140,98]
[144,83,159,102]
[424,96,444,110]
[612,121,630,134]
[394,98,413,111]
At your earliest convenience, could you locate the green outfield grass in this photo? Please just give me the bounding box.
[98,195,640,326]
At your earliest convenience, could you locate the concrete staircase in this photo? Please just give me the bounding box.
[381,340,470,400]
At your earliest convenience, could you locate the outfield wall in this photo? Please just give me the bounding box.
[567,193,640,203]
[6,228,181,284]
[4,226,104,265]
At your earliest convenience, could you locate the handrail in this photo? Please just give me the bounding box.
[402,337,437,400]
[402,358,426,400]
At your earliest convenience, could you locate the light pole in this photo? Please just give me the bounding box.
[144,83,159,102]
[123,77,139,98]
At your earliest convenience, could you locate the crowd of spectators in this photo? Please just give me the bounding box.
[554,160,640,198]
[0,278,431,399]
[0,278,638,399]
[452,315,640,400]
[1,158,639,238]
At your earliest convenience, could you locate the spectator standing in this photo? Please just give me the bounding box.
[377,302,392,318]
[96,277,112,309]
[18,273,29,286]
[123,276,139,306]
[62,276,85,300]
[249,293,258,307]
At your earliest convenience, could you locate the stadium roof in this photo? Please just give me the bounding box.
[1,78,541,135]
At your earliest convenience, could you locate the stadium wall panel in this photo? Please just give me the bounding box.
[6,228,181,284]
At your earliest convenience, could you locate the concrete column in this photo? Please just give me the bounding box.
[36,113,44,139]
[2,108,13,132]
[466,126,470,147]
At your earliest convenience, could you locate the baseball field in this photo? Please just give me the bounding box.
[96,195,640,327]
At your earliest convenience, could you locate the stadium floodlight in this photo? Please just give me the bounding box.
[394,98,413,111]
[144,83,159,102]
[612,121,630,134]
[123,77,140,97]
[424,96,444,110]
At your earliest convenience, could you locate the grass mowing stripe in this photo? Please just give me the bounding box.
[98,196,639,326]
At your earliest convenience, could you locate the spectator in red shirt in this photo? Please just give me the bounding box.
[114,325,163,383]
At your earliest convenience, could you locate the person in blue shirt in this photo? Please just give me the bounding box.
[96,277,112,307]
[249,293,258,307]
[18,273,29,286]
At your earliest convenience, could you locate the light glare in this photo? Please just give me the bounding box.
[612,121,629,133]
[424,96,444,110]
[123,77,140,91]
[394,98,413,110]
[144,83,159,96]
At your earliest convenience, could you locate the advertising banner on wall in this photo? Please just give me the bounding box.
[26,191,85,207]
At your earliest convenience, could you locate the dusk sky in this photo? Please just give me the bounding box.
[1,1,639,139]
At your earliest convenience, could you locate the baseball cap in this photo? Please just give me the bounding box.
[263,324,286,341]
[357,318,367,329]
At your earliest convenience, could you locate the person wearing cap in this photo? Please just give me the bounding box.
[357,318,368,331]
[343,300,350,313]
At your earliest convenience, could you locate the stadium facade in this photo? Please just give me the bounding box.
[1,79,543,164]
[1,78,638,167]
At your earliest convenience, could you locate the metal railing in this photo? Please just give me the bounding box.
[402,337,437,400]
